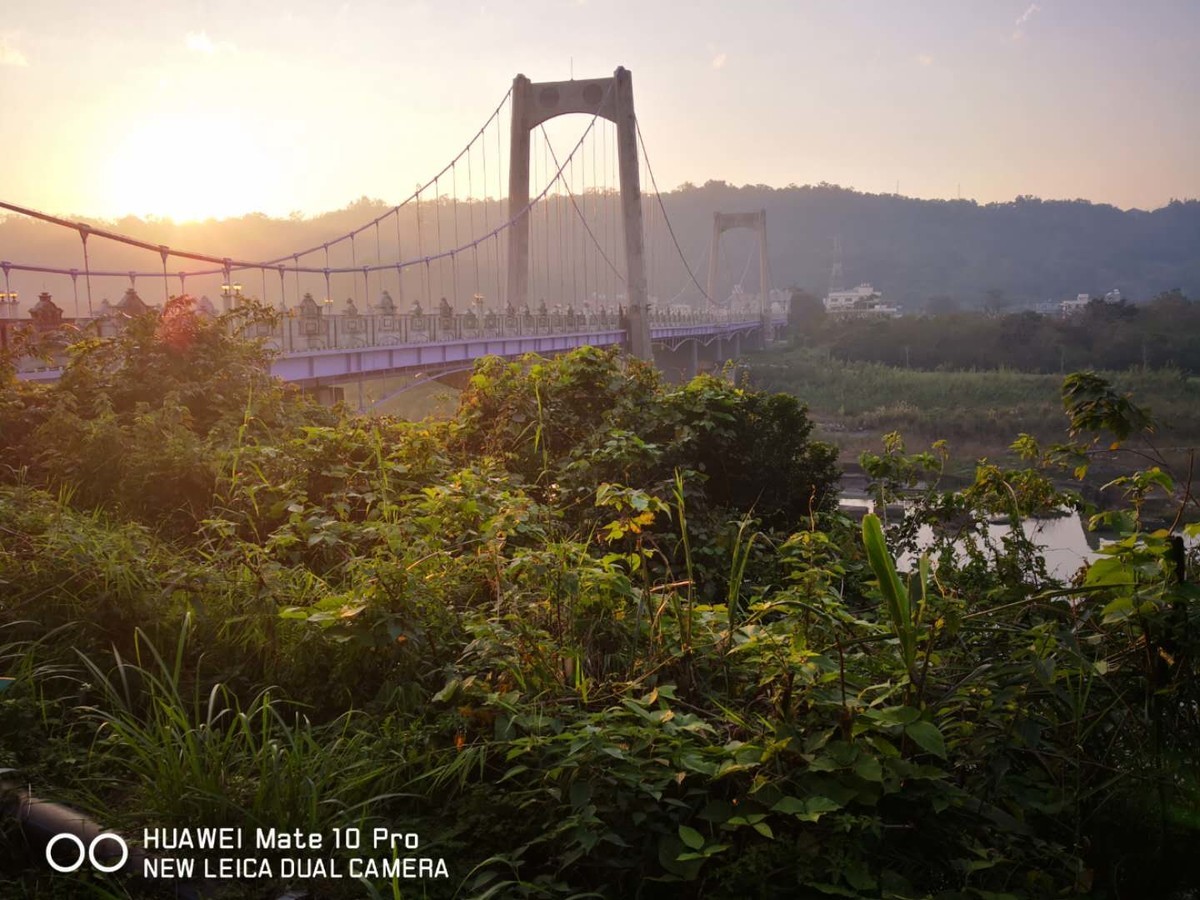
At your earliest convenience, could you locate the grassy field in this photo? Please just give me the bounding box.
[747,345,1200,466]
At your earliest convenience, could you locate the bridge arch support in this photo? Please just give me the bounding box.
[706,210,772,346]
[507,68,652,360]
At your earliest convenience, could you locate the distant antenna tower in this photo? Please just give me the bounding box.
[829,235,844,293]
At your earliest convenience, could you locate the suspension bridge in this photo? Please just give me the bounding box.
[0,68,784,405]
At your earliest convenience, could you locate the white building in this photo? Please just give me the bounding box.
[824,283,900,317]
[1060,293,1092,316]
[1061,289,1121,317]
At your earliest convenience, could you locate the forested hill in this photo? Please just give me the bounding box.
[2,184,1197,310]
[661,182,1200,309]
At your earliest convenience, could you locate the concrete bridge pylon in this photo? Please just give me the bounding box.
[705,210,772,347]
[506,67,652,361]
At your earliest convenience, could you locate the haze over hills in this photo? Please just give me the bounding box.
[2,184,1198,313]
[667,183,1200,308]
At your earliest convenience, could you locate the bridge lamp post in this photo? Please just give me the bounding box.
[0,291,17,319]
[220,282,242,312]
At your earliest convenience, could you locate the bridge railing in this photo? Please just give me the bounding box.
[250,305,772,353]
[258,308,626,354]
[5,303,782,376]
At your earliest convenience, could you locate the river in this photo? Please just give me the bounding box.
[839,498,1102,582]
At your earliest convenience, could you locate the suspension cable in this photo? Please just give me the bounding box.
[538,124,625,285]
[634,119,715,305]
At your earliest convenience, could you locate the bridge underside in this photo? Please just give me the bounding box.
[297,323,774,410]
[286,322,769,390]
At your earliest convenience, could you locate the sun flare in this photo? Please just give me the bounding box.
[100,114,279,222]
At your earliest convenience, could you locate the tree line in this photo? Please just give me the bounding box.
[788,288,1200,374]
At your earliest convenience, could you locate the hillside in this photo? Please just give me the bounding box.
[2,185,1198,312]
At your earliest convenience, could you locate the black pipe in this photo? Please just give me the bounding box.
[1,775,144,874]
[3,776,309,900]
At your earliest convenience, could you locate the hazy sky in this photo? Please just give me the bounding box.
[2,0,1198,221]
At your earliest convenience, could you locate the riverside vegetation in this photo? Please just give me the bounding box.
[749,295,1200,506]
[1,298,1198,898]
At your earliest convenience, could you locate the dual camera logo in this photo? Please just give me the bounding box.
[45,832,130,874]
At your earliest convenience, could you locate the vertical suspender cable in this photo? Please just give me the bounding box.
[451,163,460,311]
[468,142,480,302]
[542,132,550,306]
[159,246,170,305]
[612,123,619,310]
[415,191,425,309]
[497,98,505,306]
[350,234,358,305]
[591,123,598,307]
[394,210,404,302]
[556,151,564,307]
[323,245,330,301]
[493,233,501,313]
[79,226,94,317]
[434,177,444,305]
[424,258,432,310]
[601,123,609,309]
[580,149,589,308]
[568,157,577,306]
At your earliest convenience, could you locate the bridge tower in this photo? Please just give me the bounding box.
[506,67,652,360]
[705,210,772,344]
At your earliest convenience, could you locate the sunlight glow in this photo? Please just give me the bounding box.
[99,114,280,222]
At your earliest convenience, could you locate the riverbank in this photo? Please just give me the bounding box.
[748,345,1200,519]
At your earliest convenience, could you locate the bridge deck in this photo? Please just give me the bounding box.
[10,311,784,385]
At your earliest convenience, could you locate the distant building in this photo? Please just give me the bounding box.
[1061,288,1121,317]
[1060,293,1092,316]
[768,287,791,315]
[824,283,900,317]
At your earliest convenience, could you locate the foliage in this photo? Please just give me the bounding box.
[1,320,1199,898]
[776,292,1200,375]
[0,297,334,535]
[453,345,839,533]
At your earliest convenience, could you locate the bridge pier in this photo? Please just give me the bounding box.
[654,339,701,383]
[307,384,345,407]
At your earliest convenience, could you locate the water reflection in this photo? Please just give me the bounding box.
[904,513,1098,583]
[841,496,1196,583]
[840,498,1099,582]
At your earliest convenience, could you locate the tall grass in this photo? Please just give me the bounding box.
[75,620,399,831]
